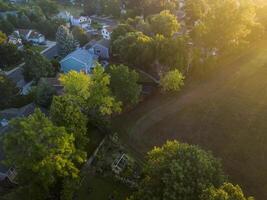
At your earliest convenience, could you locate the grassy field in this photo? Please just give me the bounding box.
[113,39,267,200]
[77,174,131,200]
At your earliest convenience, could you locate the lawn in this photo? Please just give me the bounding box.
[77,174,132,200]
[112,39,267,200]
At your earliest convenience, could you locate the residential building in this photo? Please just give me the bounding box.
[70,16,92,29]
[60,48,98,74]
[11,29,46,45]
[87,39,110,60]
[56,11,72,21]
[101,25,115,40]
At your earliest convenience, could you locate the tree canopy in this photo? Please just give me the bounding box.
[23,50,55,81]
[160,69,185,92]
[107,64,141,106]
[130,141,225,200]
[201,182,254,200]
[0,74,19,109]
[3,109,85,199]
[149,10,180,37]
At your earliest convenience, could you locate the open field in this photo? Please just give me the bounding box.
[113,39,267,200]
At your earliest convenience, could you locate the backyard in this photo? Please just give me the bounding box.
[112,39,267,200]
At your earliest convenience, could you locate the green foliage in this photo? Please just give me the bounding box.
[160,69,184,92]
[3,109,85,199]
[192,0,259,57]
[72,26,90,46]
[130,141,225,200]
[0,43,22,69]
[113,31,153,68]
[59,70,91,102]
[149,10,180,37]
[37,0,59,18]
[0,19,14,35]
[0,31,7,44]
[111,23,135,48]
[107,64,141,107]
[56,25,78,57]
[35,80,56,108]
[23,50,55,81]
[87,64,122,116]
[50,95,89,150]
[152,34,188,72]
[0,74,19,109]
[201,183,255,200]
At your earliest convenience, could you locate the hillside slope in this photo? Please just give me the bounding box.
[114,39,267,200]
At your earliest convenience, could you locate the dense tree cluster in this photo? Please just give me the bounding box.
[3,109,85,200]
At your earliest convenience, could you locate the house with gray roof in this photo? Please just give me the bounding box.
[85,39,110,60]
[60,48,98,74]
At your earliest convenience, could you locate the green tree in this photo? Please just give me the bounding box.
[87,64,122,116]
[35,79,56,108]
[0,74,19,109]
[107,64,141,107]
[193,0,259,57]
[0,43,22,69]
[111,23,134,48]
[160,69,184,92]
[130,141,225,200]
[56,25,78,57]
[72,26,90,46]
[3,109,85,200]
[0,31,7,44]
[152,35,188,72]
[201,182,254,200]
[0,19,14,34]
[113,31,153,68]
[38,0,59,18]
[23,50,55,81]
[149,10,180,37]
[59,70,91,102]
[50,95,89,150]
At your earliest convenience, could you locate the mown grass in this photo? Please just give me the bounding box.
[112,39,267,200]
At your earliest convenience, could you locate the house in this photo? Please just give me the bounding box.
[11,29,46,44]
[70,16,92,29]
[0,11,18,19]
[60,48,98,74]
[87,39,110,60]
[9,0,28,4]
[101,26,115,40]
[40,76,64,95]
[8,34,23,47]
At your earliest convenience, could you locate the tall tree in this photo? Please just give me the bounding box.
[113,31,153,68]
[201,182,254,200]
[0,74,19,109]
[3,109,85,200]
[149,10,180,38]
[35,80,56,108]
[72,26,90,46]
[193,0,259,57]
[87,64,122,116]
[50,95,89,150]
[130,141,225,200]
[23,50,55,81]
[56,25,78,57]
[107,64,141,107]
[59,70,91,103]
[0,43,22,69]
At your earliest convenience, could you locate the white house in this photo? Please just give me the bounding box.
[11,29,45,44]
[71,16,92,28]
[101,26,114,40]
